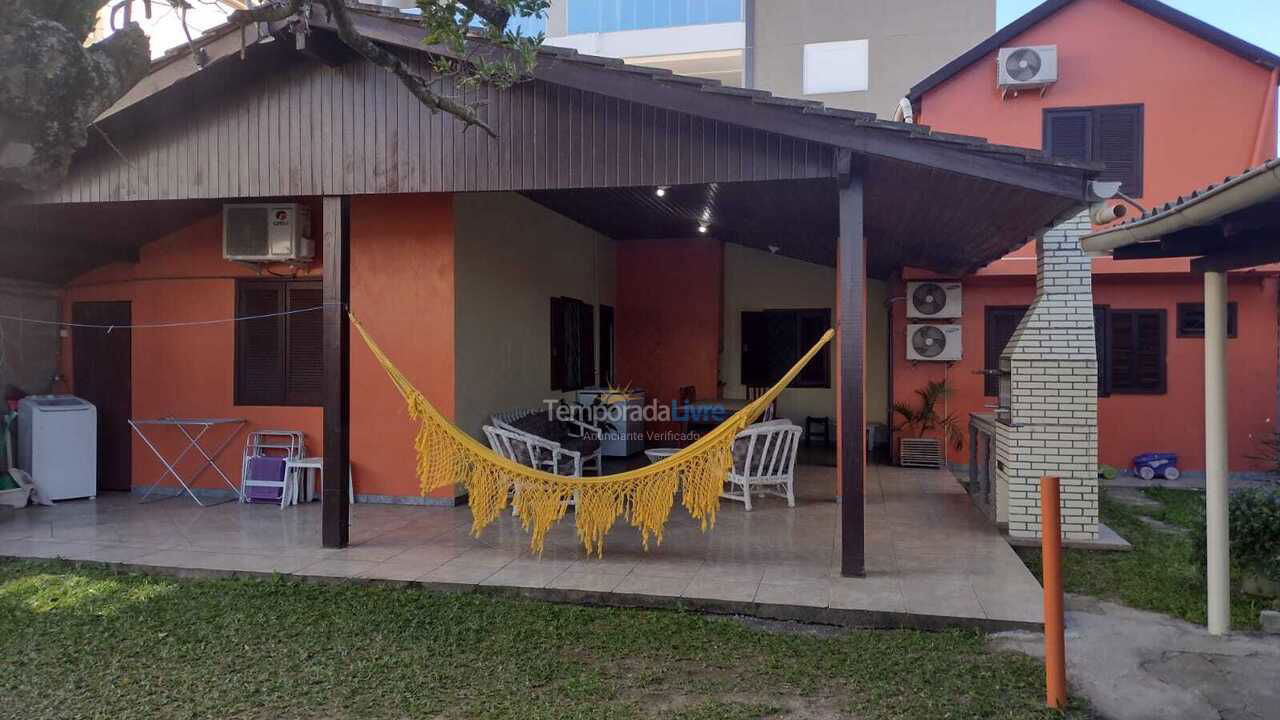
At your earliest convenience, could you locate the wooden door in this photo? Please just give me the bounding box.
[72,302,132,492]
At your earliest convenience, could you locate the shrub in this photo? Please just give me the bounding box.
[1246,431,1280,485]
[1193,488,1280,582]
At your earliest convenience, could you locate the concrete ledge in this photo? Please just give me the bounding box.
[1005,522,1132,552]
[2,555,1044,635]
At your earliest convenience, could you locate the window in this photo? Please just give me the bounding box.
[567,0,742,34]
[983,306,1028,396]
[741,309,832,389]
[551,297,595,392]
[1104,309,1166,394]
[1044,105,1144,196]
[986,305,1113,396]
[598,304,615,387]
[235,280,323,406]
[1176,302,1238,338]
[803,40,869,95]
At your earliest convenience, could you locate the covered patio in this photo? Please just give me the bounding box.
[1,3,1095,623]
[1,464,1043,630]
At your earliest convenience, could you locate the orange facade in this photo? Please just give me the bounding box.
[62,194,456,500]
[903,0,1280,473]
[614,237,724,437]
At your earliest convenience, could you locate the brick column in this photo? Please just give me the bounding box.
[996,212,1099,541]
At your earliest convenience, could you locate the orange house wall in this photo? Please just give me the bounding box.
[614,238,723,434]
[896,0,1280,474]
[62,194,455,500]
[892,274,1279,473]
[918,0,1278,277]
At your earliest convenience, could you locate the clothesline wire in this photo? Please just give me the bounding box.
[0,303,346,331]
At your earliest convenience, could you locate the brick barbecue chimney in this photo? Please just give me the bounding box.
[995,212,1099,541]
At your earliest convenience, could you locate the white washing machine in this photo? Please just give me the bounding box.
[17,395,97,501]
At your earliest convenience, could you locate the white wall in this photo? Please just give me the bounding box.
[720,244,886,426]
[453,193,615,438]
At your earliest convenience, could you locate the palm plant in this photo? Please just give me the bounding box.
[892,380,964,451]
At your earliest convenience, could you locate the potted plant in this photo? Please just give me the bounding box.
[892,380,964,468]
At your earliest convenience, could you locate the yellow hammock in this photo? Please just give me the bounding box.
[350,310,834,556]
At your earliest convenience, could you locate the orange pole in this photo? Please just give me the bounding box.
[1041,476,1067,710]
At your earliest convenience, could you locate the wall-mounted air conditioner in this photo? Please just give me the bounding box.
[223,203,314,263]
[997,45,1058,90]
[907,324,962,362]
[906,281,962,319]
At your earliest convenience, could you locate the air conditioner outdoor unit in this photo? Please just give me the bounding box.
[906,281,962,319]
[223,203,314,263]
[997,45,1058,89]
[907,324,962,362]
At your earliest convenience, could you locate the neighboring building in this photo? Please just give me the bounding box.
[540,0,997,118]
[896,0,1280,500]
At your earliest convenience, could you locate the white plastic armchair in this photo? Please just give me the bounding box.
[491,407,603,476]
[483,424,581,514]
[722,420,802,511]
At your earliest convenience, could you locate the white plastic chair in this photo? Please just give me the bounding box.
[491,408,603,476]
[722,421,802,511]
[483,424,579,514]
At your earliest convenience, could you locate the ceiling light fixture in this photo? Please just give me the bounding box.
[655,187,667,197]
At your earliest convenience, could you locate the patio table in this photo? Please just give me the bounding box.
[131,417,246,506]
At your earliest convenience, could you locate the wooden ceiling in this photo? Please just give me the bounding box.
[526,155,1080,278]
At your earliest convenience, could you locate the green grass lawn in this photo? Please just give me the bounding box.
[0,560,1083,720]
[1017,487,1279,630]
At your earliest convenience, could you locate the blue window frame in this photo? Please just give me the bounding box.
[567,0,742,34]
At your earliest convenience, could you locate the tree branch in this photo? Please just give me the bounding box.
[228,0,496,136]
[226,0,303,24]
[457,0,512,29]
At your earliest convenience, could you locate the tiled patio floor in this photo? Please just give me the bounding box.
[0,465,1043,630]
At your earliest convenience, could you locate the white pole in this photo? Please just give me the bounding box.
[1204,270,1230,635]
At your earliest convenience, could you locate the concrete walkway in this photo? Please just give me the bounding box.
[0,465,1044,631]
[990,594,1280,720]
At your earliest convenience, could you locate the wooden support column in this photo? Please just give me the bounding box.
[837,152,866,578]
[322,196,351,548]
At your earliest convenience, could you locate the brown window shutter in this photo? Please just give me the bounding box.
[1094,305,1111,396]
[550,297,566,391]
[578,301,595,389]
[983,306,1028,396]
[236,283,286,405]
[285,285,324,405]
[1133,310,1165,393]
[1107,309,1165,394]
[1095,105,1144,197]
[741,311,768,387]
[1044,110,1092,163]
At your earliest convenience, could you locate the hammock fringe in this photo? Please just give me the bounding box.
[349,311,833,556]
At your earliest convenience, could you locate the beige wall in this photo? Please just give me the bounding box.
[751,0,995,117]
[720,244,887,426]
[453,193,615,438]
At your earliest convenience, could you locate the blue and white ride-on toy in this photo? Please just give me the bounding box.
[1132,452,1180,481]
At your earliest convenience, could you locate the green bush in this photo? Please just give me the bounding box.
[1193,489,1280,582]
